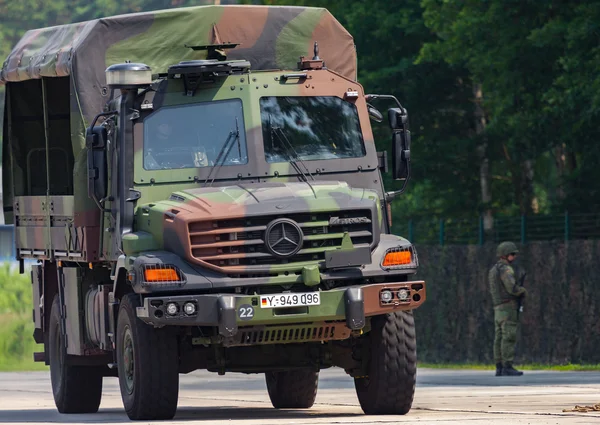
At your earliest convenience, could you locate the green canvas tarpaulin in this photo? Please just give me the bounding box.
[0,5,356,123]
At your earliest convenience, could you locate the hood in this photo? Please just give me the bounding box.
[139,180,381,274]
[165,181,378,217]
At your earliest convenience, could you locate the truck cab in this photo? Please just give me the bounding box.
[1,5,425,420]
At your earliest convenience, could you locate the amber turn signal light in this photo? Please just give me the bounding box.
[382,250,412,267]
[144,268,180,282]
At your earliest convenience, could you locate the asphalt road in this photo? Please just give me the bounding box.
[1,368,599,424]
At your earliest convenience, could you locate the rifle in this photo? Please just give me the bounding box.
[517,272,526,320]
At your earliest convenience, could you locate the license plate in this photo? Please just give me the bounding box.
[260,292,321,309]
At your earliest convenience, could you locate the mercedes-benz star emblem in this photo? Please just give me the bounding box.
[265,219,303,257]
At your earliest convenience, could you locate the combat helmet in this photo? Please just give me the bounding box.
[496,241,519,257]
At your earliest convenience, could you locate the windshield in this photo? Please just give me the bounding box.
[260,96,366,163]
[143,99,247,170]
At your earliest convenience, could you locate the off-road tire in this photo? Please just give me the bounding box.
[265,369,319,408]
[354,311,417,415]
[49,294,103,413]
[116,294,179,420]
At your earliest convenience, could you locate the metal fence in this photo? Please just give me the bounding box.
[392,212,600,245]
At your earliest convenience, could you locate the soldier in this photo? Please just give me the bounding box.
[489,241,527,377]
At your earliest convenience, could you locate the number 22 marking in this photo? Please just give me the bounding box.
[238,304,255,320]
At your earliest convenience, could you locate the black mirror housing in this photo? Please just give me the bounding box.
[392,129,411,180]
[86,126,108,206]
[388,107,407,130]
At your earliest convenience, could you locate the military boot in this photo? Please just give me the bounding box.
[495,362,503,376]
[502,362,524,376]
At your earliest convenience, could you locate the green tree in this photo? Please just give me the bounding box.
[0,263,30,314]
[420,0,600,215]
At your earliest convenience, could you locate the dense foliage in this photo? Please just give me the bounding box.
[2,0,599,225]
[0,264,41,370]
[0,263,30,314]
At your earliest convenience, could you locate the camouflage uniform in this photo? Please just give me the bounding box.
[489,242,526,375]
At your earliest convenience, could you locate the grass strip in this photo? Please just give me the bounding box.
[418,362,600,371]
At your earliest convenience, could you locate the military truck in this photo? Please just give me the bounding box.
[1,5,426,420]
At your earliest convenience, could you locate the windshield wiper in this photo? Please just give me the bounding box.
[203,117,240,187]
[268,115,316,190]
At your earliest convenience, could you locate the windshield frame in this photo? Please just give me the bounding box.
[141,99,247,172]
[133,78,258,185]
[252,72,378,181]
[132,72,380,187]
[260,95,367,164]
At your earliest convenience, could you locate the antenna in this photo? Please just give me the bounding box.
[312,41,320,61]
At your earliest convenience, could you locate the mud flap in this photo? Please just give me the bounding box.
[218,295,238,337]
[31,265,44,343]
[344,287,365,330]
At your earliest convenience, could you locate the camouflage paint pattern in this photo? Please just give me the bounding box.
[0,5,357,124]
[14,195,98,260]
[2,5,359,263]
[2,6,426,350]
[114,63,395,288]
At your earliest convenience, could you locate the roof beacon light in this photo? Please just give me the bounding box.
[105,62,152,89]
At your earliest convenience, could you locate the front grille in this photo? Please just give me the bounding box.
[188,210,374,269]
[223,322,352,346]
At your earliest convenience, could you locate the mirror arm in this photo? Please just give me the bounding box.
[90,110,119,128]
[365,94,406,113]
[385,149,411,202]
[366,94,411,201]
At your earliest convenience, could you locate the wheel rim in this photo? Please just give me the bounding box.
[50,321,64,394]
[122,326,135,394]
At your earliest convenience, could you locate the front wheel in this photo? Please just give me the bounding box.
[265,369,319,408]
[116,294,179,420]
[354,311,417,415]
[49,295,103,413]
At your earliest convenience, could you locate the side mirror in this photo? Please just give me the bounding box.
[86,126,108,207]
[392,129,411,180]
[388,107,407,130]
[367,103,383,123]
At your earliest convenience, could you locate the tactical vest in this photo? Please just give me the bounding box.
[488,261,518,307]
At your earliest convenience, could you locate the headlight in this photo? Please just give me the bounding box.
[166,302,179,316]
[380,290,393,303]
[183,302,197,315]
[397,289,409,301]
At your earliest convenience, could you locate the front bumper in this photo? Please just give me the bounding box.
[137,280,426,343]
